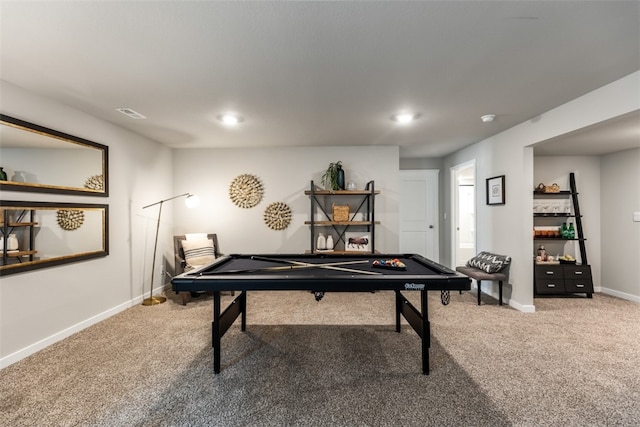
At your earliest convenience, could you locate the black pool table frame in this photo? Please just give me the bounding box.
[171,253,471,375]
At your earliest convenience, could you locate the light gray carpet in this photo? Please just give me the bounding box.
[1,290,639,426]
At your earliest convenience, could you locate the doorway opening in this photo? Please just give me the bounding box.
[451,161,476,266]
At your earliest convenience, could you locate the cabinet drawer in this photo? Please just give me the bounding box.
[535,279,565,294]
[565,279,594,293]
[563,265,592,280]
[535,265,564,279]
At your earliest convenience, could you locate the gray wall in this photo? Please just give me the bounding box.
[171,146,400,256]
[600,148,640,300]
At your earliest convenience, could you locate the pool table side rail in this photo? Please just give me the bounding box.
[171,253,471,293]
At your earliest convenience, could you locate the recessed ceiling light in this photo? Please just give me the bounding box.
[481,114,496,123]
[116,108,147,120]
[391,112,420,124]
[218,113,244,126]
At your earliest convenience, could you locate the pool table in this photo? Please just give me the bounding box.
[171,253,471,375]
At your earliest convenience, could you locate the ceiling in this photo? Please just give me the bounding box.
[1,1,638,158]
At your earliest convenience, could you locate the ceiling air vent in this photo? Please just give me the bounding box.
[116,108,147,120]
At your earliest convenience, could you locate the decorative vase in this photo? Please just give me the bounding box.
[0,167,7,181]
[7,234,19,251]
[316,233,326,250]
[11,171,26,182]
[337,165,345,190]
[326,234,334,250]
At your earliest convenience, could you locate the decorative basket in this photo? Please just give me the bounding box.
[332,204,350,222]
[535,182,561,193]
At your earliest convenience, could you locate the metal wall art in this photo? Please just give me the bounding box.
[57,209,85,231]
[263,202,292,230]
[229,174,264,208]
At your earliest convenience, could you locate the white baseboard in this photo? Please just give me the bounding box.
[0,295,149,370]
[599,287,640,303]
[470,282,536,313]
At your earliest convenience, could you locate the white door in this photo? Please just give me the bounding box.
[399,170,439,261]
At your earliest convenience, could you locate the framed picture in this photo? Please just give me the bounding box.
[344,232,371,252]
[486,175,505,205]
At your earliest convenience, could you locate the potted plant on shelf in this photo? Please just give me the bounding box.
[321,161,345,191]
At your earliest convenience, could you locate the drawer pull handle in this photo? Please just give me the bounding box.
[547,284,556,288]
[545,271,554,275]
[576,284,585,288]
[574,271,583,275]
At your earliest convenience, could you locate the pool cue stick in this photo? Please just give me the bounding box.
[206,260,371,275]
[250,256,381,275]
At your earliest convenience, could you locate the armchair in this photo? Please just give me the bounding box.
[174,233,223,305]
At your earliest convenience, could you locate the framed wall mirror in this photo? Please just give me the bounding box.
[1,201,109,276]
[0,114,109,196]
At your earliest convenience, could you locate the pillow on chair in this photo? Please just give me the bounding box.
[185,233,208,241]
[466,251,511,273]
[181,238,216,268]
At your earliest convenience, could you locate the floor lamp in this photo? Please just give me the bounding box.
[142,192,200,306]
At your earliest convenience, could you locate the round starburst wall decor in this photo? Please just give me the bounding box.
[84,174,104,192]
[229,174,264,208]
[264,202,292,230]
[57,209,85,231]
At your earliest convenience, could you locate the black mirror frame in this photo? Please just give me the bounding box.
[0,114,109,197]
[0,200,109,276]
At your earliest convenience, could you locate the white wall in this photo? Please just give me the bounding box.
[600,148,640,301]
[0,81,173,367]
[443,71,640,312]
[172,146,400,256]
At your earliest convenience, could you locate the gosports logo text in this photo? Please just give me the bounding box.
[404,283,425,290]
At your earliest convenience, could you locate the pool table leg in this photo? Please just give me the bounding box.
[212,291,221,374]
[421,290,430,375]
[395,290,431,375]
[395,291,402,333]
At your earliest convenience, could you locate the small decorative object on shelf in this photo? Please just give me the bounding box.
[0,167,7,181]
[7,233,18,251]
[537,245,547,262]
[332,204,349,221]
[347,180,357,190]
[316,233,326,250]
[263,202,292,230]
[11,171,26,182]
[321,161,345,191]
[535,182,561,193]
[326,234,334,249]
